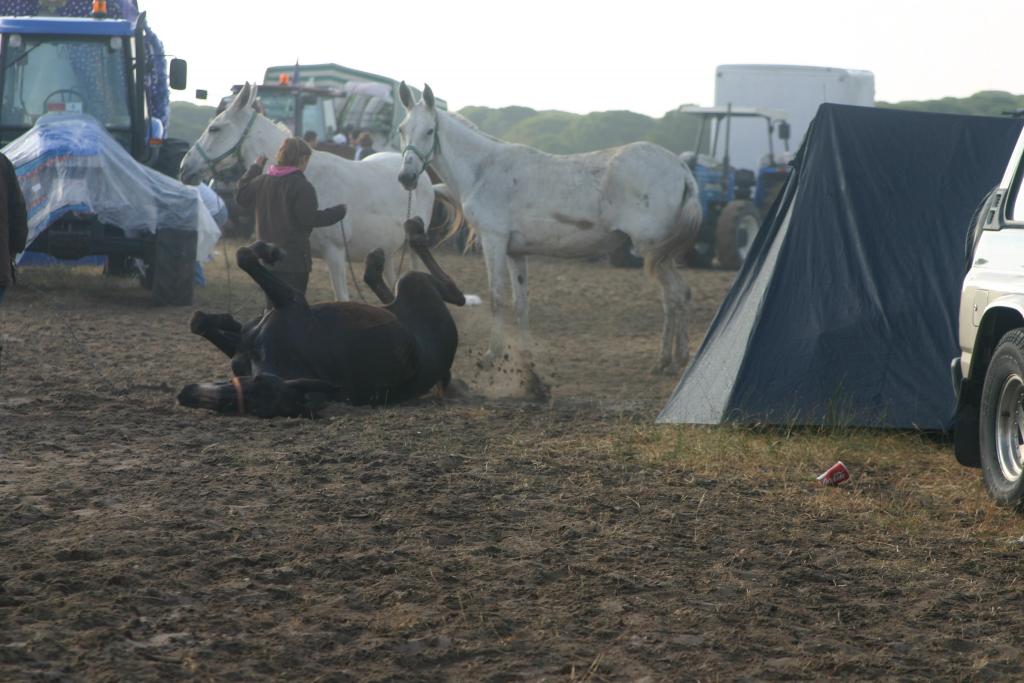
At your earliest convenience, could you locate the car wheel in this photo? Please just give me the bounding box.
[979,328,1024,507]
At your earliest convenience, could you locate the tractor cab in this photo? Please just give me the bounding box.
[0,9,200,306]
[219,79,342,143]
[0,14,187,164]
[677,105,791,269]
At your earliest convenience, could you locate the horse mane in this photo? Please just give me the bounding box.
[446,111,507,145]
[438,113,505,251]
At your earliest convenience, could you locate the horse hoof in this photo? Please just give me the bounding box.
[405,219,430,250]
[404,216,426,238]
[444,378,474,400]
[523,370,551,403]
[650,360,680,376]
[251,241,286,265]
[364,248,386,278]
[189,311,209,334]
[266,246,286,264]
[235,246,257,268]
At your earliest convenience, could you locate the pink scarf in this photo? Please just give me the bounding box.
[267,165,301,177]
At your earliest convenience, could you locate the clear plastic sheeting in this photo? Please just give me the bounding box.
[5,113,219,263]
[338,81,395,143]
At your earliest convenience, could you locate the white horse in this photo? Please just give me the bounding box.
[180,82,456,300]
[396,84,702,374]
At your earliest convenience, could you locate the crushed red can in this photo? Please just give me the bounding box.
[817,461,850,486]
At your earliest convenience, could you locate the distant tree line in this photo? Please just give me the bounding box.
[877,90,1024,117]
[167,101,221,144]
[168,90,1024,151]
[458,106,703,155]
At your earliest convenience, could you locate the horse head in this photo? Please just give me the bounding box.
[180,82,263,186]
[177,375,343,418]
[397,82,439,191]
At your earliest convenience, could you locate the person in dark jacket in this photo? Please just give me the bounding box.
[354,131,376,161]
[0,151,28,306]
[235,137,346,301]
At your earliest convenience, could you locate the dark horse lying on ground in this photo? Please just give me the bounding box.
[178,217,465,417]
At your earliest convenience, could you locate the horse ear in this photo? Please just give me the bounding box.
[247,84,261,110]
[399,81,414,110]
[230,82,253,114]
[423,84,435,111]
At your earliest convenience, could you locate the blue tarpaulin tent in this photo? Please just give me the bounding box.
[658,104,1024,430]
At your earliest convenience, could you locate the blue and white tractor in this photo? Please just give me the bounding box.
[678,105,791,270]
[0,1,211,305]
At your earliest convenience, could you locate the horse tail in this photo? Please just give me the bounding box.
[643,167,702,276]
[430,184,473,253]
[428,183,470,249]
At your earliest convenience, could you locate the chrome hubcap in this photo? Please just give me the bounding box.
[995,373,1024,482]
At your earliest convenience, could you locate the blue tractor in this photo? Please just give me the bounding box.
[0,2,199,304]
[678,105,791,270]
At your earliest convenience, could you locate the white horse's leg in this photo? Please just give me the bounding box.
[674,270,692,368]
[481,233,512,361]
[508,254,530,343]
[652,260,689,374]
[324,244,350,302]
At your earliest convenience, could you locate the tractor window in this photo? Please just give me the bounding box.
[300,99,327,140]
[257,91,297,134]
[1,36,131,131]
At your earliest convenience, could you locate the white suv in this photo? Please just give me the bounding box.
[956,128,1024,507]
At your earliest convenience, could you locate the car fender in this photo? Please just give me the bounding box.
[967,295,1024,382]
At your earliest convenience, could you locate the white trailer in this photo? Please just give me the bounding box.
[713,64,875,171]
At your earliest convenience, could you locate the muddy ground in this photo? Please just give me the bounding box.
[2,247,1024,681]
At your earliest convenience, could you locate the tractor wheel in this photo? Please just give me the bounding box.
[103,255,135,278]
[151,229,197,306]
[715,199,760,270]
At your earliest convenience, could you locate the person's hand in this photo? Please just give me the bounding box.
[330,204,347,222]
[255,155,268,168]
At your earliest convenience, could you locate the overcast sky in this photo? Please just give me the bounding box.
[154,0,1021,116]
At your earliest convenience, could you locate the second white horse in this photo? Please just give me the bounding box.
[396,83,702,374]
